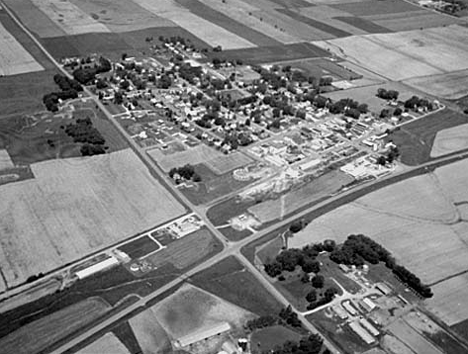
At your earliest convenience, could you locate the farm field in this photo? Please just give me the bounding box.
[426,273,468,326]
[77,333,130,354]
[118,236,161,259]
[131,0,255,50]
[151,283,254,339]
[388,319,443,354]
[275,58,362,81]
[431,123,468,158]
[404,70,468,100]
[148,144,252,174]
[192,256,283,316]
[0,150,14,170]
[129,307,171,354]
[313,25,468,81]
[387,109,468,166]
[366,11,462,32]
[248,170,354,223]
[250,325,302,352]
[207,42,330,65]
[331,0,420,16]
[144,227,222,270]
[287,159,468,327]
[0,297,110,354]
[0,21,43,76]
[0,149,185,288]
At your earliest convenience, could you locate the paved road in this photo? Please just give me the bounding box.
[4,3,468,354]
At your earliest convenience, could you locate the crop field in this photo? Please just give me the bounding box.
[129,307,171,354]
[145,228,222,270]
[78,333,130,354]
[152,283,254,339]
[426,273,468,326]
[192,256,283,316]
[366,11,462,32]
[333,16,391,33]
[30,0,110,36]
[132,0,255,50]
[251,325,302,352]
[0,297,110,354]
[314,25,468,81]
[197,0,300,44]
[431,124,468,158]
[387,109,468,166]
[0,149,185,288]
[276,9,351,38]
[68,0,175,33]
[388,319,443,354]
[331,0,420,16]
[209,42,330,65]
[0,21,43,76]
[248,170,354,223]
[175,0,279,47]
[404,70,468,100]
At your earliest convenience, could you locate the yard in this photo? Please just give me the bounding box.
[250,325,302,352]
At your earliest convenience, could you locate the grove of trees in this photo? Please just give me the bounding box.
[65,117,107,156]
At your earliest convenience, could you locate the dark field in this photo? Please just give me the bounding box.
[191,256,283,316]
[268,0,313,8]
[0,114,81,165]
[206,197,255,226]
[118,236,161,259]
[176,0,280,47]
[277,9,351,37]
[251,325,302,352]
[386,108,468,165]
[286,58,362,81]
[112,321,143,354]
[207,42,331,65]
[331,0,421,16]
[334,16,392,33]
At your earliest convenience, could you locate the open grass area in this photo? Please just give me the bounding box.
[207,197,256,226]
[0,149,185,288]
[0,297,110,354]
[251,325,302,352]
[386,108,468,165]
[191,256,283,316]
[77,333,130,354]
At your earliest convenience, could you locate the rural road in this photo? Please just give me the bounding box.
[3,3,468,354]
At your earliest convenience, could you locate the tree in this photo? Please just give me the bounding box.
[311,275,325,289]
[324,287,338,301]
[264,261,282,277]
[306,289,317,303]
[289,220,304,233]
[302,259,320,274]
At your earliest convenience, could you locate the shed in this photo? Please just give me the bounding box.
[375,282,392,295]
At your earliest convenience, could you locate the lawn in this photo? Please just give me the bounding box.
[251,325,302,352]
[386,108,468,165]
[206,197,256,226]
[191,256,283,316]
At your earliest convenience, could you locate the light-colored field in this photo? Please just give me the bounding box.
[0,22,43,76]
[0,297,109,354]
[388,319,443,354]
[78,333,130,354]
[404,70,468,100]
[0,150,14,170]
[288,170,468,285]
[132,0,255,49]
[426,273,468,326]
[370,12,463,32]
[249,170,354,223]
[148,144,252,175]
[0,149,185,288]
[4,0,67,38]
[251,8,335,41]
[314,25,468,81]
[129,307,171,354]
[69,0,175,33]
[431,123,468,158]
[152,283,254,339]
[198,0,299,44]
[31,0,111,36]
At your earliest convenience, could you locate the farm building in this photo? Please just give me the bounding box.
[75,256,119,280]
[375,283,392,295]
[333,305,348,320]
[342,300,359,316]
[349,321,376,345]
[359,298,377,313]
[176,322,231,347]
[359,318,379,337]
